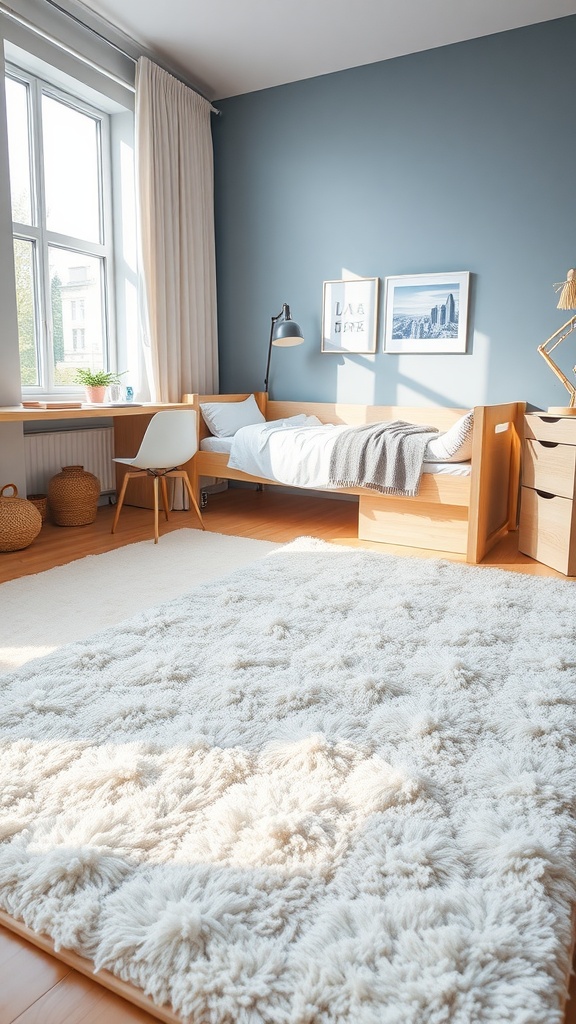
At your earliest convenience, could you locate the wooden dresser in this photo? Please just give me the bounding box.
[519,413,576,575]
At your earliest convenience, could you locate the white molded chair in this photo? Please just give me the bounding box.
[111,410,204,544]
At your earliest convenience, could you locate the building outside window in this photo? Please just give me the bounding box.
[70,298,85,322]
[71,327,86,352]
[5,66,114,392]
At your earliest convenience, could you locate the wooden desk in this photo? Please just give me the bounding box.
[0,403,194,509]
[0,403,190,423]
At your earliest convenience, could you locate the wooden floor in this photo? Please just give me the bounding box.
[0,486,572,585]
[0,488,574,1023]
[0,926,160,1024]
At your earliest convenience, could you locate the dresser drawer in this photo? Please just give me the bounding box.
[518,486,576,575]
[522,439,576,499]
[525,413,576,445]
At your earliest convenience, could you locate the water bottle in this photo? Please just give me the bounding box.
[124,386,134,402]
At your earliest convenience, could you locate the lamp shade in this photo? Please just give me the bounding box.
[272,321,304,347]
[556,269,576,311]
[272,307,304,347]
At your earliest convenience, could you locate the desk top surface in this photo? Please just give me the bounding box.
[0,403,191,423]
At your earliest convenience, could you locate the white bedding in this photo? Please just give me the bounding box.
[200,417,472,484]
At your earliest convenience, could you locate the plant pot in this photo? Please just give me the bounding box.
[84,386,107,403]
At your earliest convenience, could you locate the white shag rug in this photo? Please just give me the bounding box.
[1,537,575,1024]
[0,530,280,674]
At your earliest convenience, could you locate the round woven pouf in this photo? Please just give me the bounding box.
[0,483,42,551]
[48,465,100,526]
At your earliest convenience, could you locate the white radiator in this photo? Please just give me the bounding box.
[24,428,115,495]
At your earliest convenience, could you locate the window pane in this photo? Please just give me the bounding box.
[42,95,101,242]
[49,248,106,384]
[14,239,39,385]
[5,77,32,224]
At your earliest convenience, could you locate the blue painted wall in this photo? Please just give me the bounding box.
[213,17,576,410]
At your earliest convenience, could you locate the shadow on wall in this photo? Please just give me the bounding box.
[300,268,491,409]
[306,331,491,410]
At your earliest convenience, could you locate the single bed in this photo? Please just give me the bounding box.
[184,393,525,564]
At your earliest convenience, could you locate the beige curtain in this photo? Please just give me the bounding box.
[135,57,218,403]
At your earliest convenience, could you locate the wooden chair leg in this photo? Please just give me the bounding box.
[188,454,201,511]
[180,471,205,530]
[160,476,170,522]
[111,471,132,534]
[153,475,160,544]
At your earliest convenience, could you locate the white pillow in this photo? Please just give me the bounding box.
[424,410,474,463]
[264,414,323,427]
[200,394,265,437]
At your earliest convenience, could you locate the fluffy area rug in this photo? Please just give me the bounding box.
[0,530,280,674]
[1,537,575,1024]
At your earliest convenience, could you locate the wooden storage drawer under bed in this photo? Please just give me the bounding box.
[358,493,470,554]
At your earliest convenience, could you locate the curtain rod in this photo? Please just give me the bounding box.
[0,0,221,113]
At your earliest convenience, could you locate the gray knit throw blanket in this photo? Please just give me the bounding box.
[328,420,439,496]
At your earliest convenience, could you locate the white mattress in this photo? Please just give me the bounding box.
[200,435,471,476]
[200,435,234,454]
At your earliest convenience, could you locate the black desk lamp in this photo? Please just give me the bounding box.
[264,303,304,392]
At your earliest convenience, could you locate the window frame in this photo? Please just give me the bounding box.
[6,61,116,395]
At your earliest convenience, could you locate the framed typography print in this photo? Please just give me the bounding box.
[321,277,379,354]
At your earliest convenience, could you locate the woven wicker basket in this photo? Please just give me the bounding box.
[48,465,100,526]
[0,483,42,551]
[27,493,48,522]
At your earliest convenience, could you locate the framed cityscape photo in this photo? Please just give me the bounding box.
[384,271,470,354]
[321,277,379,354]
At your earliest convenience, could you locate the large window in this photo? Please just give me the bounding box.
[5,66,114,392]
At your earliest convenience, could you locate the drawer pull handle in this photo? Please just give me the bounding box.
[535,489,555,499]
[537,440,559,449]
[540,416,562,423]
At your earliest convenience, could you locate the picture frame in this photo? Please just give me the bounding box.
[383,271,470,354]
[321,277,379,354]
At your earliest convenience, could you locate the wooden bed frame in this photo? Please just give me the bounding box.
[185,393,525,564]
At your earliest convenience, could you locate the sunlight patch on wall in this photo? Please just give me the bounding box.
[333,268,378,403]
[393,330,491,409]
[336,355,377,404]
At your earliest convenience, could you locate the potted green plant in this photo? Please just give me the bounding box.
[74,368,126,404]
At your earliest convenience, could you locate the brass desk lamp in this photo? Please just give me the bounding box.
[538,269,576,415]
